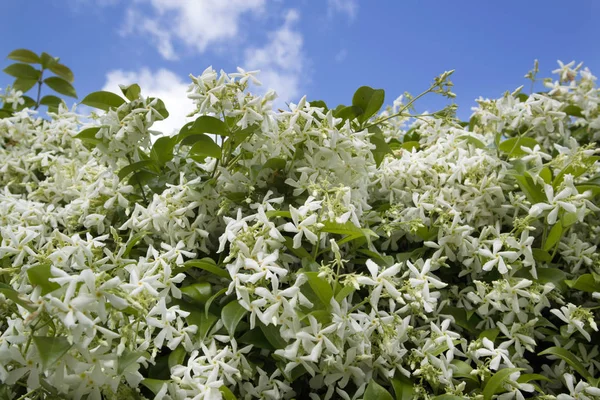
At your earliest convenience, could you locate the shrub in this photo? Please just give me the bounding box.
[1,51,599,399]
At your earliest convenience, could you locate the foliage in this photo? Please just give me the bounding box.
[1,50,600,400]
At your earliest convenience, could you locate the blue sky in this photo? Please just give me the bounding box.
[1,0,599,132]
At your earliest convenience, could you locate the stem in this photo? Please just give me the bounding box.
[33,69,44,110]
[365,87,434,130]
[127,155,148,203]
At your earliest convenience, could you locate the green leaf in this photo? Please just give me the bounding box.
[182,259,230,279]
[40,52,57,69]
[186,310,219,341]
[128,169,159,187]
[334,284,355,304]
[538,347,591,380]
[44,76,77,98]
[483,368,523,400]
[352,86,385,124]
[564,274,599,293]
[258,322,287,349]
[479,328,500,342]
[141,379,169,395]
[304,272,334,308]
[7,49,41,64]
[181,282,212,304]
[451,360,479,383]
[539,166,552,184]
[498,137,538,157]
[118,350,148,374]
[239,327,274,350]
[457,135,486,149]
[0,282,35,310]
[370,132,393,167]
[186,134,222,160]
[205,287,227,318]
[75,127,102,145]
[177,116,228,142]
[118,160,158,181]
[33,336,72,369]
[263,157,286,170]
[27,263,60,295]
[3,63,40,80]
[39,95,64,108]
[432,396,468,400]
[150,136,176,166]
[364,379,394,400]
[120,83,141,101]
[400,141,420,151]
[168,347,186,370]
[221,300,248,335]
[517,374,551,384]
[148,97,169,119]
[563,104,584,118]
[333,105,362,122]
[391,375,414,400]
[543,221,563,252]
[283,236,312,259]
[219,386,237,400]
[12,77,37,93]
[48,63,74,83]
[80,91,125,111]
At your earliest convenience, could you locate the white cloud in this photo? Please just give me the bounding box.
[327,0,358,21]
[244,9,306,106]
[102,68,195,135]
[121,0,266,59]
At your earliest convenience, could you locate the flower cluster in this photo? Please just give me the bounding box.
[1,60,600,400]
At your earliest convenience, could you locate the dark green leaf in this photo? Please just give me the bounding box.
[27,263,60,295]
[353,86,385,124]
[186,310,219,341]
[543,221,563,252]
[150,136,176,166]
[12,77,37,93]
[479,328,500,342]
[181,282,212,304]
[48,63,74,83]
[3,63,40,80]
[334,284,355,304]
[263,157,286,170]
[80,91,125,111]
[221,300,248,335]
[370,132,393,167]
[563,105,584,118]
[120,83,141,101]
[33,336,72,369]
[483,368,523,400]
[239,327,274,350]
[364,379,394,400]
[141,379,169,395]
[517,374,551,384]
[177,116,229,141]
[75,127,101,144]
[457,135,486,149]
[538,347,591,380]
[7,49,41,64]
[168,347,186,370]
[205,287,227,318]
[333,105,362,122]
[44,76,77,98]
[564,274,599,293]
[182,259,230,279]
[259,322,287,349]
[118,160,159,181]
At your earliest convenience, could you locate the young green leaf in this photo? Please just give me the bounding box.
[27,263,60,295]
[150,136,177,166]
[498,137,538,157]
[188,135,222,159]
[40,52,58,69]
[221,300,248,335]
[564,274,598,293]
[391,375,414,400]
[7,49,41,64]
[120,83,141,101]
[80,91,126,111]
[3,63,40,80]
[181,282,212,304]
[0,283,35,311]
[304,271,334,307]
[364,379,394,400]
[219,386,237,400]
[48,63,74,83]
[12,78,38,93]
[483,368,523,400]
[44,76,77,98]
[182,259,230,279]
[141,379,170,395]
[33,336,72,369]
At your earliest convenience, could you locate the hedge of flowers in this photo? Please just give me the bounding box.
[1,49,600,400]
